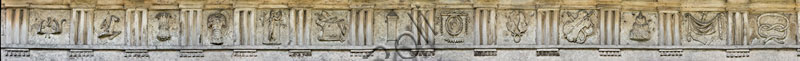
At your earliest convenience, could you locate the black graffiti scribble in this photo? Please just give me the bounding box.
[363,10,438,61]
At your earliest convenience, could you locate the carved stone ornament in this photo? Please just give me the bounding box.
[258,10,287,45]
[37,17,66,36]
[3,0,800,61]
[683,12,727,45]
[314,11,348,42]
[208,13,228,45]
[97,15,121,39]
[504,10,529,43]
[91,10,127,45]
[753,14,789,45]
[155,12,177,41]
[440,11,469,43]
[628,12,653,41]
[561,10,597,44]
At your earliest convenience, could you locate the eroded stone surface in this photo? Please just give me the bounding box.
[1,0,800,61]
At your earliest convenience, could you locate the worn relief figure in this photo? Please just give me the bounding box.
[752,14,788,45]
[315,11,347,42]
[504,11,528,43]
[155,12,176,41]
[561,10,596,44]
[259,10,286,45]
[628,12,653,41]
[684,12,726,45]
[208,13,228,45]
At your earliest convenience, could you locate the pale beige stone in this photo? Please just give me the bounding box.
[0,0,799,61]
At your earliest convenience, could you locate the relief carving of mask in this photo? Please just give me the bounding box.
[208,13,227,45]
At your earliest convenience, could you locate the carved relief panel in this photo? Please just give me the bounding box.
[201,10,235,45]
[29,9,72,44]
[374,10,412,45]
[255,9,291,45]
[681,12,729,45]
[308,10,350,45]
[496,10,536,45]
[91,10,126,45]
[747,12,797,45]
[373,9,435,46]
[559,10,599,45]
[147,10,181,45]
[434,9,474,45]
[620,11,659,45]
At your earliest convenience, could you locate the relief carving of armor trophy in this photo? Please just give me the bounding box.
[315,11,347,42]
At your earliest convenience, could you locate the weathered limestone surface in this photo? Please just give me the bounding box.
[2,0,800,61]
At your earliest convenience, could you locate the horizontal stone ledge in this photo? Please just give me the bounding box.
[2,44,798,50]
